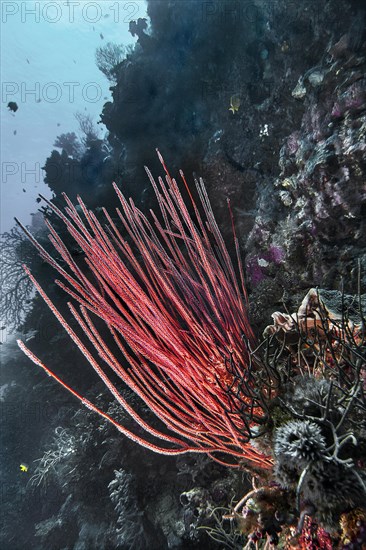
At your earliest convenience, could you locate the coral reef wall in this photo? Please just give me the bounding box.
[98,0,366,324]
[245,1,366,320]
[3,1,366,549]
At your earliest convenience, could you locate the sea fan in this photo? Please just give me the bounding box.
[16,151,272,469]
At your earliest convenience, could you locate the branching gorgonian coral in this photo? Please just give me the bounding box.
[0,226,36,331]
[16,151,273,470]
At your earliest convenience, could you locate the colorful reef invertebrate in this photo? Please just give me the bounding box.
[16,153,366,547]
[16,151,273,470]
[213,286,366,548]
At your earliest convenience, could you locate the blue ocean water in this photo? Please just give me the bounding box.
[1,0,147,233]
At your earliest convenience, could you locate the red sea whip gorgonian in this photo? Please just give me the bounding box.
[16,152,273,470]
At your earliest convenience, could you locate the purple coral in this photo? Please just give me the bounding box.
[246,246,284,287]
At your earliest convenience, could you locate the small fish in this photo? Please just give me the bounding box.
[26,58,30,64]
[13,130,17,135]
[20,463,29,472]
[0,326,6,330]
[7,101,18,113]
[23,188,26,193]
[100,33,104,39]
[25,329,37,342]
[229,95,241,114]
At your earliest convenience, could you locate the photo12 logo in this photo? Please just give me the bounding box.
[1,1,141,24]
[2,81,103,105]
[2,161,43,185]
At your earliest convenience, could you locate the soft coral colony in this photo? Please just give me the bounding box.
[17,153,366,548]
